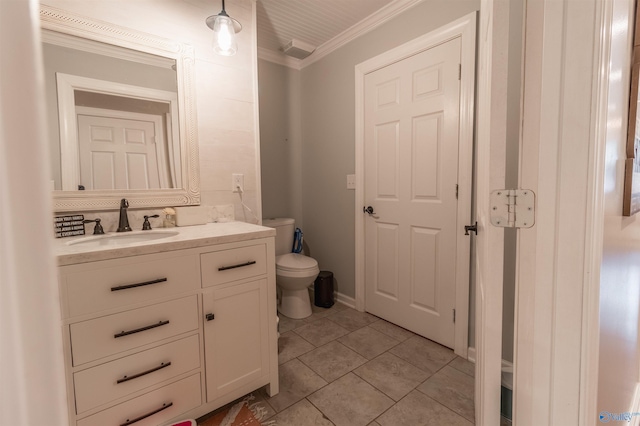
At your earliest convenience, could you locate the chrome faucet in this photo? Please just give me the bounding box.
[116,198,132,232]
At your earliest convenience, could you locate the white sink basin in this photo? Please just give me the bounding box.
[67,231,179,248]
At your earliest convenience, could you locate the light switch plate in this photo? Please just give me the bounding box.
[347,174,356,190]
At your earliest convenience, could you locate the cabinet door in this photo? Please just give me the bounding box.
[203,279,269,402]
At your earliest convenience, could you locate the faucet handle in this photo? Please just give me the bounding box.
[142,215,160,231]
[83,218,104,235]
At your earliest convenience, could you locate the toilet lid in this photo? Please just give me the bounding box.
[276,253,318,272]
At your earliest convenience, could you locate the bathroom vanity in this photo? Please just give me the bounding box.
[53,222,278,426]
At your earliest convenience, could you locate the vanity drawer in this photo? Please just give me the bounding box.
[76,373,201,426]
[74,334,200,414]
[201,244,267,287]
[70,296,198,366]
[62,253,200,318]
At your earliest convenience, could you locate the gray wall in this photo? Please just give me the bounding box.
[300,0,481,298]
[258,0,523,358]
[258,60,303,227]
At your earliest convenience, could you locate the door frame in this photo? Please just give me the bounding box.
[354,12,477,358]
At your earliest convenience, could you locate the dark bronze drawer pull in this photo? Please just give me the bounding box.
[116,361,172,384]
[119,402,173,426]
[218,260,256,271]
[111,278,167,292]
[114,320,170,339]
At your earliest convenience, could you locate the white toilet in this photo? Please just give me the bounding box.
[263,218,319,319]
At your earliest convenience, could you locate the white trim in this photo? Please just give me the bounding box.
[40,5,201,212]
[467,346,476,363]
[258,47,302,70]
[56,73,180,191]
[579,0,612,423]
[251,1,264,224]
[466,347,513,390]
[42,30,175,69]
[473,1,508,424]
[259,0,425,70]
[514,0,604,424]
[354,12,477,358]
[335,292,356,309]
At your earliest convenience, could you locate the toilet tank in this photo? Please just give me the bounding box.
[262,218,295,256]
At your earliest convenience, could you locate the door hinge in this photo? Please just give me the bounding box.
[490,189,535,228]
[453,308,456,323]
[455,184,459,199]
[458,64,461,80]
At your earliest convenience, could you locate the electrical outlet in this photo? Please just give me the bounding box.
[232,173,244,193]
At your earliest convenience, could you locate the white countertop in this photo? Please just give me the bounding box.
[54,221,275,266]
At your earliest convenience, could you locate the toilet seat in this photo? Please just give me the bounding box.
[276,253,318,274]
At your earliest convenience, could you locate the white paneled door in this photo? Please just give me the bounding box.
[77,107,166,190]
[364,38,462,348]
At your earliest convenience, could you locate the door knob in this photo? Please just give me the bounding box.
[363,206,379,219]
[464,222,478,235]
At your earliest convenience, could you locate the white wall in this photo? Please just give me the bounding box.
[43,0,262,221]
[1,0,68,423]
[597,0,640,415]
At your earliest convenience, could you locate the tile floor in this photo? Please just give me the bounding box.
[199,302,513,426]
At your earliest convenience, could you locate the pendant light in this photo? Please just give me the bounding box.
[206,0,242,56]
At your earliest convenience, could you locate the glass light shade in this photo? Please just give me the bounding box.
[212,15,237,56]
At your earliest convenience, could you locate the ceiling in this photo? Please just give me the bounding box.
[255,0,419,68]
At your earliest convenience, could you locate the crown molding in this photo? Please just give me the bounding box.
[42,30,175,69]
[258,0,425,70]
[257,46,302,70]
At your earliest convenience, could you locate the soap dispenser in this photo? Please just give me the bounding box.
[163,207,176,228]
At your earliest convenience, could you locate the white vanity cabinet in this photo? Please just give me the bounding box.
[55,224,278,426]
[201,240,272,402]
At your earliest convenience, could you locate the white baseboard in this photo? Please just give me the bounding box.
[467,347,513,390]
[335,292,356,309]
[307,287,356,309]
[468,347,476,363]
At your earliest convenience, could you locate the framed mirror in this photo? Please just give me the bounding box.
[40,5,200,212]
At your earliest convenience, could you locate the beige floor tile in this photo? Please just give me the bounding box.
[279,331,316,365]
[449,356,475,377]
[299,340,367,382]
[375,390,473,426]
[368,422,382,426]
[279,314,307,333]
[417,365,475,422]
[266,359,328,412]
[338,326,400,360]
[308,373,394,426]
[368,319,415,342]
[270,399,335,426]
[389,335,456,374]
[327,308,378,332]
[353,352,431,401]
[294,317,350,347]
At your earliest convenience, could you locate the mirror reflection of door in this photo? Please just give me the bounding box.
[76,107,170,190]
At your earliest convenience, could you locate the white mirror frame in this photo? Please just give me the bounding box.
[41,5,200,212]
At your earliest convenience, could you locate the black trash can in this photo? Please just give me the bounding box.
[314,271,334,308]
